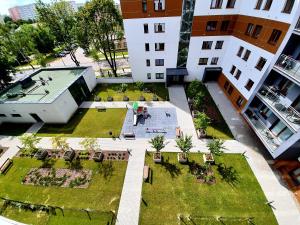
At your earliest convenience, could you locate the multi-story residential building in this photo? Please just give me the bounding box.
[120,0,300,160]
[8,1,79,21]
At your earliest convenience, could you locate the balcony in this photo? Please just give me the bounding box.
[244,109,282,153]
[257,85,300,131]
[274,54,300,84]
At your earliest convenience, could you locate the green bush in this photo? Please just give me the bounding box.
[186,80,205,98]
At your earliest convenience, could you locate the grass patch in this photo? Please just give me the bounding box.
[0,158,127,224]
[90,83,169,101]
[37,108,127,138]
[0,123,32,136]
[140,153,277,225]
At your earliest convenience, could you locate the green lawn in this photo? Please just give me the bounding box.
[0,123,32,136]
[0,158,127,225]
[140,153,277,225]
[90,83,169,101]
[37,108,127,138]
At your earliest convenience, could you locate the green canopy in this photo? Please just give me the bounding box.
[133,102,138,110]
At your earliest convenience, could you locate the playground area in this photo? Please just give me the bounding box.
[121,106,178,139]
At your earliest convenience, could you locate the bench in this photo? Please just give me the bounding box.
[123,132,135,140]
[0,158,13,174]
[96,106,106,112]
[143,165,149,182]
[176,127,182,138]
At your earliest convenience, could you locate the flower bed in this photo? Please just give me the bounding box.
[23,168,92,188]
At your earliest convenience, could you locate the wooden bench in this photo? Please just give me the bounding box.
[143,165,149,182]
[0,158,13,174]
[96,106,106,112]
[176,127,182,138]
[123,132,135,140]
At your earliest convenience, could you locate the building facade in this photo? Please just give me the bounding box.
[120,0,300,159]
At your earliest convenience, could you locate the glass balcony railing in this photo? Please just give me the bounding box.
[245,109,282,152]
[275,54,300,83]
[258,85,300,131]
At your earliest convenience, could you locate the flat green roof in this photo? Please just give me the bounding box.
[0,68,86,104]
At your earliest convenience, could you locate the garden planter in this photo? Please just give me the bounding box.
[153,152,162,163]
[203,153,214,164]
[93,151,104,162]
[196,129,207,139]
[178,153,188,164]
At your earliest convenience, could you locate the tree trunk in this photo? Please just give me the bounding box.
[70,49,80,66]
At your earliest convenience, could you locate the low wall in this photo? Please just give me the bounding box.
[96,77,134,84]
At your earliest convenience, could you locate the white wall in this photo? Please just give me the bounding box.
[82,67,97,92]
[124,16,181,82]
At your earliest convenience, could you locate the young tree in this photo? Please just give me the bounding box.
[149,135,165,153]
[36,0,80,66]
[207,139,225,156]
[79,0,123,76]
[194,112,210,131]
[79,138,100,151]
[19,134,41,155]
[51,136,69,151]
[176,135,193,160]
[186,80,204,98]
[0,41,14,90]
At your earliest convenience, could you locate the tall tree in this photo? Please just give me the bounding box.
[36,0,80,66]
[0,41,14,90]
[79,0,123,76]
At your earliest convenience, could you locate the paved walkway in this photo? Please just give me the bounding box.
[25,122,44,134]
[206,82,300,225]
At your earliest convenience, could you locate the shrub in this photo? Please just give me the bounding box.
[136,81,144,91]
[186,80,205,98]
[194,112,210,130]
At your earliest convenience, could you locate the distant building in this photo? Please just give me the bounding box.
[8,1,78,21]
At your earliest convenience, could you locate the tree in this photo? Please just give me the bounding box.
[176,135,193,157]
[3,16,12,23]
[194,112,210,131]
[207,139,225,156]
[186,80,205,98]
[79,138,100,151]
[136,81,144,91]
[79,0,123,76]
[0,40,14,90]
[19,134,41,155]
[36,0,80,66]
[51,136,69,151]
[149,135,165,153]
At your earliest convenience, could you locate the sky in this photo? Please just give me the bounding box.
[0,0,119,15]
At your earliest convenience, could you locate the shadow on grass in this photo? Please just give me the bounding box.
[217,163,240,186]
[98,161,114,180]
[40,158,56,168]
[66,159,83,170]
[161,157,181,179]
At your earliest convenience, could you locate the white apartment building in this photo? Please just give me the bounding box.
[120,0,300,159]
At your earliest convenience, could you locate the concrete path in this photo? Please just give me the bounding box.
[116,148,146,225]
[80,101,174,109]
[25,122,44,134]
[168,85,198,139]
[206,82,300,225]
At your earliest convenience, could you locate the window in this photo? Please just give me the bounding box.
[221,20,230,31]
[146,59,150,66]
[268,29,282,45]
[202,41,213,49]
[282,0,295,14]
[142,0,147,12]
[245,79,254,91]
[211,57,219,65]
[144,24,149,33]
[145,43,150,51]
[245,23,254,36]
[154,0,165,11]
[198,58,208,65]
[236,96,244,107]
[224,81,229,89]
[0,114,6,117]
[215,41,224,49]
[147,73,151,79]
[227,86,233,95]
[237,46,244,57]
[154,23,165,33]
[155,43,165,51]
[226,0,236,8]
[206,21,218,31]
[252,25,262,38]
[230,65,236,75]
[255,57,267,71]
[11,114,21,117]
[235,70,241,80]
[255,0,263,9]
[243,50,251,61]
[155,59,164,66]
[155,73,164,79]
[211,0,223,9]
[263,0,273,10]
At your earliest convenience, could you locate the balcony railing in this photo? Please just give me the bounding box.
[258,85,300,131]
[275,54,300,83]
[295,17,300,31]
[245,109,282,152]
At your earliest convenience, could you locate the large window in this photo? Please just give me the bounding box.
[243,50,251,61]
[0,114,6,117]
[154,23,165,33]
[211,0,223,9]
[221,20,230,31]
[202,41,213,49]
[198,58,208,65]
[230,65,237,75]
[245,23,254,36]
[68,77,90,105]
[11,114,21,117]
[252,25,263,38]
[255,0,263,9]
[155,43,165,51]
[142,0,147,12]
[282,0,295,14]
[154,0,165,11]
[155,59,164,66]
[237,46,244,57]
[235,70,241,80]
[236,96,244,107]
[147,73,151,79]
[155,73,164,79]
[146,59,150,66]
[255,57,267,71]
[215,41,224,49]
[211,57,219,65]
[226,0,236,8]
[245,79,254,91]
[268,29,282,45]
[145,43,150,51]
[206,21,218,31]
[263,0,273,10]
[144,24,149,33]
